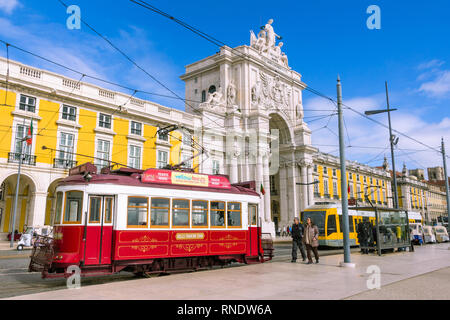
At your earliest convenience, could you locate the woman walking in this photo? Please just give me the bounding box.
[303,217,320,264]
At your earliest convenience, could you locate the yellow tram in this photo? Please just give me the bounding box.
[300,202,376,247]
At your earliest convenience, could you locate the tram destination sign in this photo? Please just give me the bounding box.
[141,169,231,189]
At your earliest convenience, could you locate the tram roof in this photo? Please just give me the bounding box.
[60,165,260,197]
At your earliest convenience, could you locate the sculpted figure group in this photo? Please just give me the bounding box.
[250,19,289,68]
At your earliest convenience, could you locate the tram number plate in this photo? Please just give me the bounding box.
[175,233,205,240]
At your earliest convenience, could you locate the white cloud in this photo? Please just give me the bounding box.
[303,93,450,177]
[0,15,185,109]
[419,70,450,97]
[0,0,20,14]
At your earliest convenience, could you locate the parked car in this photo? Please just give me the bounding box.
[432,226,449,243]
[422,226,436,244]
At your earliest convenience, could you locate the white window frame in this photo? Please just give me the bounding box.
[61,105,77,122]
[181,153,193,169]
[128,144,142,169]
[95,138,112,169]
[56,131,76,166]
[98,113,112,129]
[18,94,37,113]
[130,121,142,136]
[212,159,220,175]
[157,150,169,169]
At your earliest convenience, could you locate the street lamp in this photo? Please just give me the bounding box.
[364,81,399,209]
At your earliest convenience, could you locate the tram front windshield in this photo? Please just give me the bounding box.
[301,211,326,235]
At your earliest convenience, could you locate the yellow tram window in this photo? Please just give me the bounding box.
[210,201,225,227]
[54,191,63,225]
[150,198,170,228]
[227,202,242,228]
[172,199,190,228]
[326,214,337,236]
[104,197,113,224]
[127,197,148,228]
[89,197,102,223]
[192,200,208,227]
[63,191,83,224]
[249,204,258,226]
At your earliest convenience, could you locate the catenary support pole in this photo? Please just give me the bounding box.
[337,76,354,267]
[441,138,450,233]
[386,82,399,209]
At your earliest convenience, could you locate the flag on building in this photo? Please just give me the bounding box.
[260,183,265,195]
[26,121,33,145]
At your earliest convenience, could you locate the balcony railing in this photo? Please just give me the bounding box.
[8,152,36,166]
[324,193,330,199]
[314,192,321,198]
[53,158,78,169]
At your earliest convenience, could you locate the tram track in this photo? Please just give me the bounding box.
[0,244,359,299]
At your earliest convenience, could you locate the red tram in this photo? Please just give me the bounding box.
[29,163,273,278]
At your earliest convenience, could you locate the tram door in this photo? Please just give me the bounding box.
[248,204,259,256]
[84,195,114,265]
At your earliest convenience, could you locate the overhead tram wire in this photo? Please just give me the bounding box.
[0,39,338,129]
[9,3,448,161]
[129,0,339,103]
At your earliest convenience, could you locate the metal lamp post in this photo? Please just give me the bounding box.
[365,82,399,209]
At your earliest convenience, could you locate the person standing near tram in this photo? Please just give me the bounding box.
[303,217,320,264]
[291,217,306,262]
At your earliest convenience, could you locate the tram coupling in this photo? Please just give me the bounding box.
[261,233,274,261]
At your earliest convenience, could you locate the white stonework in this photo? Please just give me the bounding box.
[181,20,317,237]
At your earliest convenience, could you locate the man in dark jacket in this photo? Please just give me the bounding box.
[357,221,369,254]
[291,217,306,262]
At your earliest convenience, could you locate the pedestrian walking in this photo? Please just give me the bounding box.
[303,217,319,264]
[291,217,306,263]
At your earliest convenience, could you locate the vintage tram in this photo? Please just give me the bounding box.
[29,163,273,278]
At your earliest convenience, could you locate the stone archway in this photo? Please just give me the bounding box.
[268,112,297,231]
[44,178,64,226]
[0,173,37,235]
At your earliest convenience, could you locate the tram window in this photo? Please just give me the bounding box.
[89,197,102,223]
[210,201,225,227]
[63,191,83,224]
[227,202,242,228]
[54,192,63,224]
[172,199,190,227]
[327,214,337,236]
[127,197,148,227]
[192,200,208,227]
[339,215,355,233]
[302,211,326,236]
[151,198,170,227]
[249,205,258,226]
[104,197,113,223]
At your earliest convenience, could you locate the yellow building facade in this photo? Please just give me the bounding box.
[0,58,198,236]
[312,152,392,207]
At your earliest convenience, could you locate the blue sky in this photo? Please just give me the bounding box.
[1,0,449,175]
